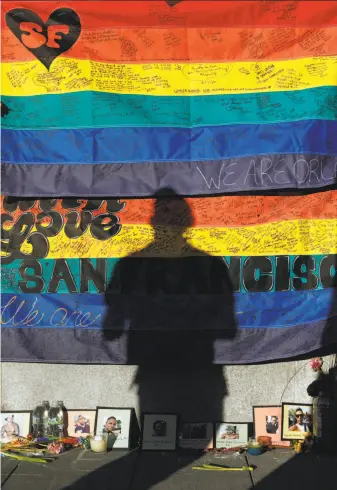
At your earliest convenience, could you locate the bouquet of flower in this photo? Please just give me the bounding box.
[1,435,80,463]
[309,357,323,373]
[307,356,337,398]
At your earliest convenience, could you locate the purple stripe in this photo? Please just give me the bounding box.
[2,320,336,364]
[2,155,337,197]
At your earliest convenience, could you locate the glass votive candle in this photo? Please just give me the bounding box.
[247,437,262,456]
[90,433,108,453]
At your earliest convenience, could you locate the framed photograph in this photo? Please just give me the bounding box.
[253,406,290,447]
[141,413,178,451]
[66,410,96,438]
[0,411,32,442]
[178,422,214,450]
[95,407,133,449]
[281,403,313,441]
[215,422,248,449]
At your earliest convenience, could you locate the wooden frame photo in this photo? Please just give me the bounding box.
[0,411,32,442]
[281,402,313,441]
[141,413,178,451]
[253,405,290,447]
[215,422,248,449]
[178,422,214,450]
[66,409,96,438]
[95,407,133,449]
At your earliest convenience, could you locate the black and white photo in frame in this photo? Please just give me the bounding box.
[141,413,178,451]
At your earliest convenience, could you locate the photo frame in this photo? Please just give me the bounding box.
[141,413,178,451]
[281,403,313,441]
[253,406,290,447]
[0,411,32,442]
[95,407,133,450]
[178,422,214,450]
[66,410,96,438]
[215,422,248,449]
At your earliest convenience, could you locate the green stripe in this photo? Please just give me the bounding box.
[2,256,334,294]
[1,259,119,294]
[2,87,337,129]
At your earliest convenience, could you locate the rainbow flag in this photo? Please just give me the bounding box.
[1,1,337,363]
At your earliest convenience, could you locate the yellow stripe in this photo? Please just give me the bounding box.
[9,220,337,258]
[2,56,337,96]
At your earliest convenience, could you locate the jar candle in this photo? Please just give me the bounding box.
[90,433,108,453]
[247,437,262,456]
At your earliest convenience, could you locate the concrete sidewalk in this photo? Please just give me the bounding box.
[2,448,337,490]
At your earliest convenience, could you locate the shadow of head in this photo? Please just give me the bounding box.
[149,187,194,239]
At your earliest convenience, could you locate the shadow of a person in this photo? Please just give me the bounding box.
[101,188,238,488]
[104,188,237,362]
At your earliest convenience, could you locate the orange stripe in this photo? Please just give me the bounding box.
[1,191,336,228]
[120,192,337,227]
[3,26,337,63]
[2,1,336,31]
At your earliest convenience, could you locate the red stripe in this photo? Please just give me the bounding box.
[2,1,336,29]
[3,25,337,63]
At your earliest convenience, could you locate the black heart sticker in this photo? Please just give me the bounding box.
[6,8,81,70]
[165,0,183,6]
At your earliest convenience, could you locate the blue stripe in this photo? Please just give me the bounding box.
[3,120,337,164]
[1,289,334,329]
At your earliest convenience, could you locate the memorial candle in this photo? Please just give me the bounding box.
[90,434,108,453]
[247,437,262,456]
